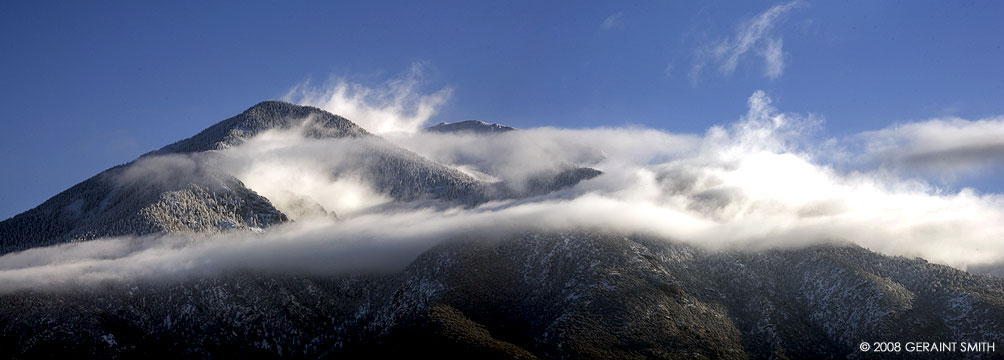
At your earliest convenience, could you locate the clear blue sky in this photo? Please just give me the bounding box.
[1,1,1002,219]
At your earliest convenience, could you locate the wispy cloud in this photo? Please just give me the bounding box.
[283,62,452,135]
[691,1,803,84]
[762,38,785,79]
[600,11,624,30]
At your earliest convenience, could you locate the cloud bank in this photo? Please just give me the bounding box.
[2,89,1004,292]
[856,117,1004,179]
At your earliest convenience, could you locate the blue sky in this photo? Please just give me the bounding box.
[1,1,1002,219]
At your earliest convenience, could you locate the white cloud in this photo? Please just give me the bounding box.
[386,126,699,189]
[4,90,1004,292]
[856,117,1004,179]
[692,1,802,83]
[762,38,785,79]
[209,131,395,219]
[601,11,624,30]
[283,62,452,135]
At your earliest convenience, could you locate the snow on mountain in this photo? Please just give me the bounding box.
[0,101,598,254]
[4,101,999,358]
[146,100,370,156]
[3,232,1001,358]
[0,162,287,254]
[426,120,516,134]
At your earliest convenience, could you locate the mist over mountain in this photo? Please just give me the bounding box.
[0,102,600,256]
[1,94,1003,358]
[0,159,287,255]
[0,101,368,254]
[146,100,371,156]
[3,233,1002,358]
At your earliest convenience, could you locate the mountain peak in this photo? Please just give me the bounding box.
[242,100,321,117]
[248,99,295,108]
[426,120,516,134]
[146,101,370,156]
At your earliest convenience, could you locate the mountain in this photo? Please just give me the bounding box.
[426,120,516,134]
[0,101,377,254]
[0,101,597,254]
[0,101,366,254]
[0,161,287,255]
[145,100,370,156]
[4,101,999,358]
[3,233,1002,358]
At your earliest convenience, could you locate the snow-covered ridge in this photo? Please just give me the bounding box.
[426,120,516,134]
[146,100,371,156]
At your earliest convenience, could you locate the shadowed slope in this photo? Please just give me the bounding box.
[2,234,1001,358]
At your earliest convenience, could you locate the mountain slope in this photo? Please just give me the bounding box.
[2,233,1001,358]
[0,158,287,254]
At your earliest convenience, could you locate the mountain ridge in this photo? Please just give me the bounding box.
[145,100,371,156]
[427,120,516,134]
